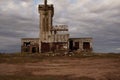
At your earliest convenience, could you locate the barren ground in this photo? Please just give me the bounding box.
[0,53,120,80]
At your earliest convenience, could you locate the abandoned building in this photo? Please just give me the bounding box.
[21,0,93,53]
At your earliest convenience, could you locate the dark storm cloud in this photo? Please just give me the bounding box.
[0,0,120,53]
[0,0,39,53]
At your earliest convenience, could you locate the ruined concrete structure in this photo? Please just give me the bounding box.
[21,0,93,53]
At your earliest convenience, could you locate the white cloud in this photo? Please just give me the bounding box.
[116,48,120,51]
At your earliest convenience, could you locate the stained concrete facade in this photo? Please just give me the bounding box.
[21,0,93,53]
[69,38,93,52]
[21,38,39,53]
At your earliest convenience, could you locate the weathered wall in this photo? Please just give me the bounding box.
[69,38,93,52]
[21,38,39,53]
[38,4,54,43]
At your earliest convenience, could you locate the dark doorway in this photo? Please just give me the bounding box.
[24,48,29,52]
[32,47,36,53]
[69,40,73,50]
[83,42,90,50]
[74,42,79,50]
[41,43,50,53]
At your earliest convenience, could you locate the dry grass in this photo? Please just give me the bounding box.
[0,52,120,64]
[0,75,96,80]
[0,53,120,80]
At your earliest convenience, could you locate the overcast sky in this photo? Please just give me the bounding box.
[0,0,120,53]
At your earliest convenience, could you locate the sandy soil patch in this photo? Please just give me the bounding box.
[0,58,120,80]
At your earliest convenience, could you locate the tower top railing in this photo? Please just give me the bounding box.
[51,25,68,31]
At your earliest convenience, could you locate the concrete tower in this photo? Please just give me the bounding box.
[38,0,54,42]
[38,0,54,52]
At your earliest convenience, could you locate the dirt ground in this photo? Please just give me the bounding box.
[0,57,120,80]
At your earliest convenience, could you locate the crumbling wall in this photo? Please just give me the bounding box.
[69,38,93,52]
[21,38,39,53]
